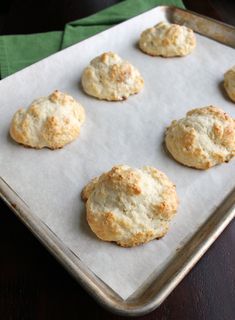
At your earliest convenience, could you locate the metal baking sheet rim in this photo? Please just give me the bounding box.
[1,6,235,317]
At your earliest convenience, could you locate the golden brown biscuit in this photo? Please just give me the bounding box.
[165,106,235,169]
[82,165,179,247]
[224,65,235,102]
[10,90,85,149]
[81,52,144,101]
[139,21,196,57]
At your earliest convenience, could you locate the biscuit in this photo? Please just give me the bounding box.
[82,165,178,247]
[81,52,144,101]
[139,21,196,57]
[224,65,235,102]
[10,90,85,149]
[165,106,235,169]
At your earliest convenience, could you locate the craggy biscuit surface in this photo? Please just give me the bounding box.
[224,65,235,102]
[165,106,235,169]
[81,52,144,101]
[139,21,196,57]
[82,165,178,247]
[10,90,85,149]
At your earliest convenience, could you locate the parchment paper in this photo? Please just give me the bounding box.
[0,7,235,300]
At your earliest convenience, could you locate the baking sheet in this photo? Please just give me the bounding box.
[0,7,235,300]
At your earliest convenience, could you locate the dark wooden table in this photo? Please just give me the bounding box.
[0,1,234,319]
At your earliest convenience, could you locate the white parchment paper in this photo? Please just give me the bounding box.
[0,7,235,300]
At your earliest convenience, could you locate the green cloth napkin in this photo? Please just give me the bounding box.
[0,0,184,79]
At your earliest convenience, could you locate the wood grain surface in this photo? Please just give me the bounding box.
[0,1,234,319]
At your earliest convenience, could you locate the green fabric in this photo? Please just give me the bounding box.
[0,31,62,78]
[0,0,184,79]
